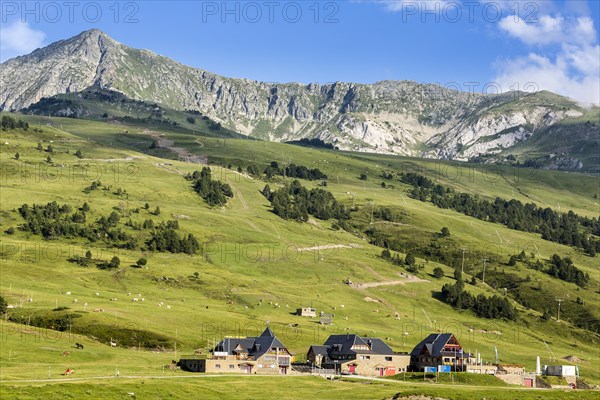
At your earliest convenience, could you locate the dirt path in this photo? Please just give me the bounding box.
[81,156,145,162]
[296,244,360,252]
[144,129,208,164]
[372,221,411,227]
[155,163,187,176]
[0,374,300,384]
[234,188,248,210]
[246,221,264,233]
[352,273,428,290]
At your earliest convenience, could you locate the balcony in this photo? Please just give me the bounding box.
[209,354,255,361]
[278,357,291,366]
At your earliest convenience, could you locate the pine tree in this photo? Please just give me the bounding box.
[381,248,391,259]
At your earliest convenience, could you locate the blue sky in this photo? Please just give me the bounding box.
[1,0,599,103]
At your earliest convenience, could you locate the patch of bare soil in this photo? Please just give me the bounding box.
[144,129,207,164]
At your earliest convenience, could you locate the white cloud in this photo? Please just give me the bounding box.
[0,21,45,60]
[495,13,600,105]
[499,15,564,45]
[499,15,596,46]
[494,44,600,105]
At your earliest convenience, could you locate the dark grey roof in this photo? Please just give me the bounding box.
[213,327,289,359]
[308,345,330,356]
[410,333,457,357]
[365,338,395,355]
[319,334,395,356]
[214,338,255,354]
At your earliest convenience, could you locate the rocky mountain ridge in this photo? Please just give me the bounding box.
[1,29,597,168]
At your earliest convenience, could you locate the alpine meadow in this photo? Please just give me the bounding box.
[0,3,599,399]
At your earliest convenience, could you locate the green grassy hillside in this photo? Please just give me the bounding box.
[1,112,598,398]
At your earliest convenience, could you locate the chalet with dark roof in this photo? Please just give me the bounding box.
[307,334,410,376]
[410,333,474,371]
[179,327,293,374]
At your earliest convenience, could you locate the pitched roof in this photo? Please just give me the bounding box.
[260,327,275,337]
[366,338,395,355]
[213,327,289,359]
[410,333,459,357]
[308,345,330,356]
[321,334,395,356]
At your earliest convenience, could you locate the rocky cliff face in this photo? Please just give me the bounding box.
[1,29,596,163]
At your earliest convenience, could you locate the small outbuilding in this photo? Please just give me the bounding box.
[296,307,316,317]
[543,365,577,377]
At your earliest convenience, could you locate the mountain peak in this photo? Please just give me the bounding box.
[73,28,118,46]
[0,29,121,111]
[1,30,595,170]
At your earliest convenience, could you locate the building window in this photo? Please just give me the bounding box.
[215,364,221,369]
[229,365,235,369]
[385,357,392,362]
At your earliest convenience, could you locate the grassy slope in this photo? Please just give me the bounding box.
[0,114,599,396]
[4,377,599,400]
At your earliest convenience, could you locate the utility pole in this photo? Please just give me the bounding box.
[556,298,563,322]
[481,257,489,284]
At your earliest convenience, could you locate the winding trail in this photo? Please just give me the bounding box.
[235,188,248,210]
[144,130,207,164]
[81,156,145,162]
[296,244,360,252]
[352,273,428,290]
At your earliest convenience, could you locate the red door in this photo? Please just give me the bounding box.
[524,378,533,387]
[349,364,356,374]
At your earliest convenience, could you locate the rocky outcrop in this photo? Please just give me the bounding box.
[1,29,595,162]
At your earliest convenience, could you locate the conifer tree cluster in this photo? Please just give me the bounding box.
[547,254,589,287]
[400,172,600,255]
[1,115,29,130]
[188,167,233,206]
[262,180,348,222]
[441,270,517,320]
